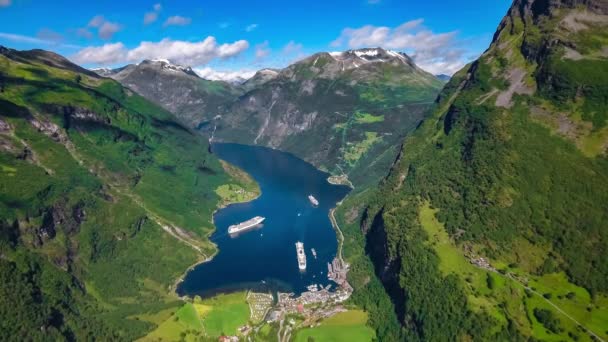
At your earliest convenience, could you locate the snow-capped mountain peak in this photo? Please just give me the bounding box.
[141,59,198,77]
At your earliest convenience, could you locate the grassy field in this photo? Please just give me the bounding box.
[418,202,608,341]
[215,160,260,207]
[293,310,375,342]
[198,292,250,337]
[142,292,250,340]
[354,112,384,124]
[343,132,382,166]
[142,303,204,341]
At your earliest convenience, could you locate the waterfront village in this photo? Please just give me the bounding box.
[212,194,354,340]
[217,257,353,341]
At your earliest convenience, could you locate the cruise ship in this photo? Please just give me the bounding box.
[228,216,265,235]
[296,241,307,270]
[308,195,319,206]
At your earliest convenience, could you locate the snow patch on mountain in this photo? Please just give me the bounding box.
[354,49,379,58]
[194,67,257,83]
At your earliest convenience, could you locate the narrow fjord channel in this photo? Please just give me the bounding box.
[176,143,351,297]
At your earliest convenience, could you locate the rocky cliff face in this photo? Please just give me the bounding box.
[351,0,608,340]
[214,48,443,186]
[98,59,240,128]
[100,48,444,187]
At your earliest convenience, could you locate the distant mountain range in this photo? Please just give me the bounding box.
[95,47,444,187]
[435,73,451,82]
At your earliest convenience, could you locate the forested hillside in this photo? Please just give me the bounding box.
[102,48,445,188]
[336,0,608,340]
[0,47,247,340]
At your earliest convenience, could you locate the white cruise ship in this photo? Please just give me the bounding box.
[228,216,265,235]
[308,195,319,206]
[296,241,307,270]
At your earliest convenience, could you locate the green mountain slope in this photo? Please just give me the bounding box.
[102,48,444,188]
[215,48,444,187]
[335,1,608,341]
[0,47,247,340]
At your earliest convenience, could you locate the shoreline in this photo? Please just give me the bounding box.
[327,174,354,189]
[171,150,349,302]
[329,200,347,264]
[171,159,262,299]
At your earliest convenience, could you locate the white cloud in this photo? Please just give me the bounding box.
[71,42,127,64]
[76,28,93,39]
[88,15,105,28]
[330,18,468,75]
[144,12,158,25]
[163,15,192,27]
[282,40,303,55]
[72,37,249,67]
[86,15,121,40]
[0,32,50,45]
[0,0,11,7]
[36,29,63,43]
[255,41,270,60]
[0,32,81,49]
[98,22,121,40]
[144,3,162,25]
[246,24,258,32]
[194,67,256,83]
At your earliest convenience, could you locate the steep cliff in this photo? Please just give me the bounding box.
[0,47,244,340]
[336,0,608,340]
[214,48,444,186]
[99,59,240,129]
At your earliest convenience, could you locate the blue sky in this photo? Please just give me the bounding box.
[0,0,511,79]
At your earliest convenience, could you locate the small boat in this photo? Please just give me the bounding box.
[311,248,317,259]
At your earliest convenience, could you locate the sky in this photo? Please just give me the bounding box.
[0,0,512,80]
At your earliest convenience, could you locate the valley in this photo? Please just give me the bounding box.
[1,0,607,340]
[100,47,445,188]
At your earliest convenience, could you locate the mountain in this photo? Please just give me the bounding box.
[95,59,241,129]
[334,0,608,341]
[241,68,280,91]
[435,73,451,82]
[0,46,253,340]
[213,47,444,187]
[100,47,443,187]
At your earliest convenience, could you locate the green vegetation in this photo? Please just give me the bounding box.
[293,310,375,342]
[143,303,204,341]
[533,308,562,334]
[197,292,250,337]
[334,190,404,341]
[343,132,382,165]
[333,5,608,341]
[216,51,443,190]
[354,112,384,124]
[142,292,250,340]
[214,160,260,207]
[0,49,254,340]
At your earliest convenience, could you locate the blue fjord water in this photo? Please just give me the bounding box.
[176,143,351,297]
